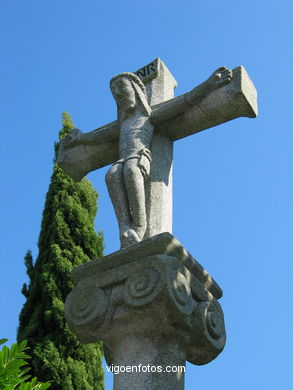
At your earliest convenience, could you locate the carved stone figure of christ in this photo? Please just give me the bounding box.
[106,73,154,247]
[106,67,232,247]
[58,60,257,249]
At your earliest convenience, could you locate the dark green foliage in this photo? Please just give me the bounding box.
[18,113,104,390]
[0,338,51,389]
[21,251,33,298]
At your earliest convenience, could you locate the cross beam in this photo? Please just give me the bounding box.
[57,58,257,239]
[58,61,256,180]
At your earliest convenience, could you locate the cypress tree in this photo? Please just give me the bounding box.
[18,113,105,390]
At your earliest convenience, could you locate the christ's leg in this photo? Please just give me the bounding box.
[123,158,147,242]
[105,162,134,248]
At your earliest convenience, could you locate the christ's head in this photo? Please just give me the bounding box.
[110,73,151,118]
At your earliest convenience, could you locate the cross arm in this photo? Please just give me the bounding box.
[57,120,120,181]
[151,66,232,125]
[151,66,257,140]
[57,65,257,182]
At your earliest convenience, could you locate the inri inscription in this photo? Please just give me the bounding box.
[134,59,159,83]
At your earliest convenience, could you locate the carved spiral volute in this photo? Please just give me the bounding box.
[123,268,163,306]
[187,300,226,365]
[167,271,194,317]
[65,279,108,331]
[123,262,195,327]
[194,301,225,341]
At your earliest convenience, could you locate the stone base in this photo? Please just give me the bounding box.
[65,233,226,389]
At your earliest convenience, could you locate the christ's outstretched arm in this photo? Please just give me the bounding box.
[151,66,233,125]
[60,67,233,151]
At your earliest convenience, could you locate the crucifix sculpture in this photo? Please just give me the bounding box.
[58,58,257,248]
[61,59,257,390]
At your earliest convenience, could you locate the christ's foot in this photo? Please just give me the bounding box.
[135,225,146,242]
[120,228,140,248]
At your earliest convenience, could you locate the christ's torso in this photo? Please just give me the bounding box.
[119,111,154,160]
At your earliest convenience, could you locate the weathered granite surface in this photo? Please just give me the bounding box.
[57,59,257,249]
[71,232,222,299]
[65,233,226,390]
[57,64,257,180]
[61,58,258,389]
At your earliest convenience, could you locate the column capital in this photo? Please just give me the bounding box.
[65,233,225,368]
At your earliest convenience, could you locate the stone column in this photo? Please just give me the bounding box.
[65,233,226,390]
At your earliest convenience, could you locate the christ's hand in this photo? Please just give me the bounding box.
[207,66,233,89]
[62,128,83,149]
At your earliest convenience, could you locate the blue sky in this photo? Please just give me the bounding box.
[0,1,292,389]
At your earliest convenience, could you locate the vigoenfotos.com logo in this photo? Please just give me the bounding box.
[106,364,186,375]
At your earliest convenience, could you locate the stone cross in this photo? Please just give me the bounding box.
[57,58,257,248]
[61,59,258,390]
